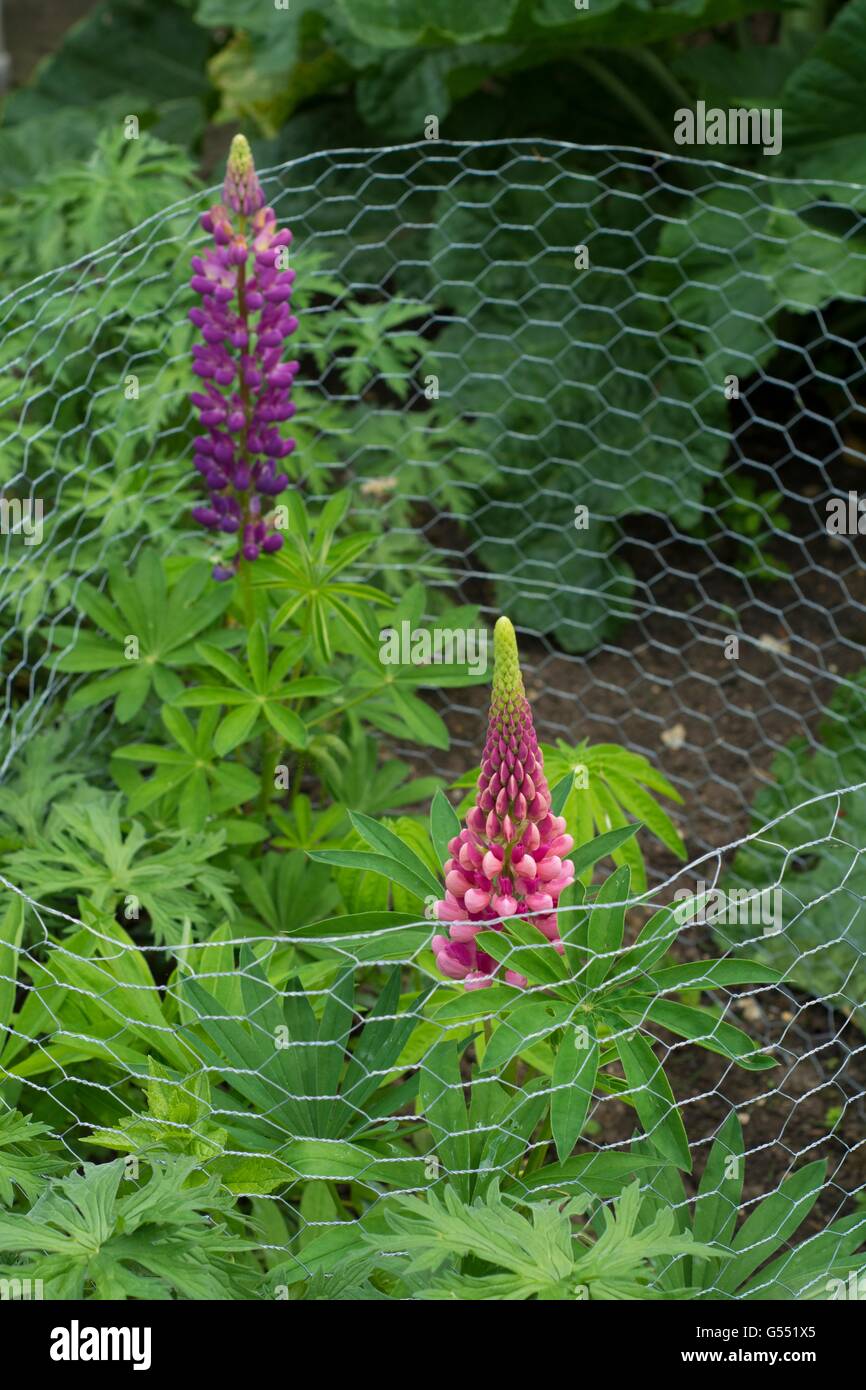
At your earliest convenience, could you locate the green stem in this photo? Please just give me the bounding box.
[238,557,255,628]
[305,686,377,730]
[630,46,693,113]
[258,728,278,820]
[570,53,676,157]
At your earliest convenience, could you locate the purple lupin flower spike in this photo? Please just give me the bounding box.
[432,617,576,990]
[189,134,299,579]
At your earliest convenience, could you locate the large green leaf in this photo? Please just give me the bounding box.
[335,0,522,47]
[4,0,211,149]
[615,1030,691,1172]
[715,1161,826,1296]
[693,1110,745,1288]
[551,1019,599,1162]
[782,0,866,186]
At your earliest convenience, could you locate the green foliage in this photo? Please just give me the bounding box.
[0,132,198,279]
[175,956,428,1188]
[721,668,866,1030]
[3,0,860,1299]
[364,1178,717,1300]
[644,1112,866,1299]
[690,475,791,582]
[4,793,236,944]
[197,0,764,138]
[0,1109,67,1208]
[310,299,431,400]
[52,552,233,723]
[0,1157,254,1299]
[112,706,261,831]
[0,1,211,187]
[435,873,778,1175]
[172,0,866,650]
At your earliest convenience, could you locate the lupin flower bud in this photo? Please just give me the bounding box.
[223,133,264,216]
[432,616,575,989]
[189,134,299,579]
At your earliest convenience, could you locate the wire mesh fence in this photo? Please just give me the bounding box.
[1,139,866,1300]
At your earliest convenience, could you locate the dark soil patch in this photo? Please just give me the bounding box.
[4,0,95,87]
[592,988,866,1235]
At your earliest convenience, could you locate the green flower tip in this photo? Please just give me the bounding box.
[492,616,524,706]
[223,134,264,216]
[228,134,254,175]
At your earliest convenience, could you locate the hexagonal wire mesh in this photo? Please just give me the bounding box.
[1,138,865,1298]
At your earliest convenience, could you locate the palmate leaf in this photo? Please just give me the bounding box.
[11,915,197,1077]
[314,584,486,749]
[648,1111,866,1300]
[87,1057,292,1196]
[0,1109,68,1207]
[366,1176,717,1300]
[175,624,327,756]
[0,723,92,848]
[52,551,232,724]
[714,1160,828,1298]
[112,705,260,831]
[177,955,425,1160]
[349,405,498,522]
[3,793,236,945]
[252,489,389,663]
[722,670,866,1031]
[323,732,445,821]
[0,1157,254,1300]
[320,299,431,399]
[543,741,686,894]
[232,850,341,936]
[308,809,443,909]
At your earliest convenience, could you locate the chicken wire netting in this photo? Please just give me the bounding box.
[1,138,866,1298]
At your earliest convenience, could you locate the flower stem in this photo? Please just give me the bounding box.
[258,730,277,819]
[238,557,255,628]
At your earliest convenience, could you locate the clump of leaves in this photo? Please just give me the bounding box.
[0,1156,255,1299]
[310,298,431,400]
[52,551,232,724]
[111,705,261,833]
[639,1111,866,1300]
[0,1108,68,1208]
[690,474,790,582]
[364,1178,717,1300]
[4,791,236,943]
[721,666,866,1031]
[0,130,198,283]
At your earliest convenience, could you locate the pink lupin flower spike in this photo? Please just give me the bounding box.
[432,616,575,989]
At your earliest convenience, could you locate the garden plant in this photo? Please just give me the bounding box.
[0,0,866,1322]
